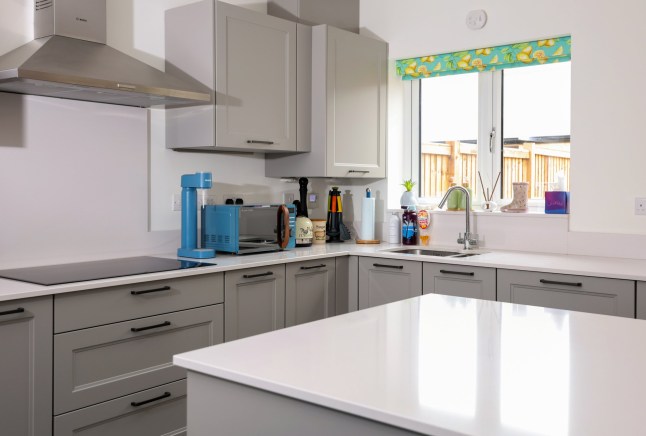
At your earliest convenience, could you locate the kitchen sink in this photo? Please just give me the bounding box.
[386,248,482,258]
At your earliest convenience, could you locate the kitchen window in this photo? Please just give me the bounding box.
[400,38,571,206]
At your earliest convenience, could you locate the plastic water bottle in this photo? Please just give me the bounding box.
[388,212,401,244]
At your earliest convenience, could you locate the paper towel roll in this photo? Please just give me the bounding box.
[361,197,376,240]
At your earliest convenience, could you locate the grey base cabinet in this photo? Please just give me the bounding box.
[54,379,187,436]
[286,259,336,327]
[225,264,286,341]
[636,281,646,319]
[0,296,52,436]
[187,372,420,436]
[54,305,224,414]
[358,257,422,309]
[423,263,496,301]
[497,269,635,317]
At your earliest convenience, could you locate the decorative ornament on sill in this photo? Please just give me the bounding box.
[400,179,418,209]
[478,171,500,212]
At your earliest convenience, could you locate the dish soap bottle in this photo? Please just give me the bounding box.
[447,178,461,211]
[459,181,472,211]
[402,206,418,245]
[388,212,401,244]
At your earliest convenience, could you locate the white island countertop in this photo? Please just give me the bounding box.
[175,293,646,436]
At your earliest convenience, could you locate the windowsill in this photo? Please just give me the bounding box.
[387,208,569,219]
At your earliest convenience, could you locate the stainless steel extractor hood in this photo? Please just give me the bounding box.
[0,0,211,108]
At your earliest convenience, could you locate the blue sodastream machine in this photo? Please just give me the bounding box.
[178,172,216,259]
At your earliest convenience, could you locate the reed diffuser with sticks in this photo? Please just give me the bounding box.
[478,171,501,212]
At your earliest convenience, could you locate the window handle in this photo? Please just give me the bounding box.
[489,127,496,153]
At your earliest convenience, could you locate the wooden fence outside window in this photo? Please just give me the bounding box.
[420,141,570,199]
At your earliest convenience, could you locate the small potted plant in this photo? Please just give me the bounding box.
[400,179,417,208]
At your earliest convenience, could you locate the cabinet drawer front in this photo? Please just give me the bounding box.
[423,263,496,301]
[54,305,223,414]
[497,269,635,317]
[286,259,336,327]
[54,379,186,436]
[55,273,224,332]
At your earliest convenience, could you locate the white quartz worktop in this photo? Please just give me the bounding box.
[175,293,646,435]
[2,242,646,302]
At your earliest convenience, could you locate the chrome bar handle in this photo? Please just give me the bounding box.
[247,140,274,145]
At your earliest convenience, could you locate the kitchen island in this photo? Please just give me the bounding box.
[175,293,646,436]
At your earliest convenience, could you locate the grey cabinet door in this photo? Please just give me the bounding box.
[285,259,336,327]
[637,282,646,319]
[423,263,496,301]
[215,1,297,151]
[358,257,422,309]
[497,269,635,317]
[319,25,387,178]
[54,304,223,414]
[54,379,186,436]
[0,297,52,436]
[225,264,286,341]
[265,25,387,178]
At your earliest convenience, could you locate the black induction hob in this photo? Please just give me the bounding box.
[0,256,215,286]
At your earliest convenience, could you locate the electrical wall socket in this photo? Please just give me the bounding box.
[199,194,218,207]
[636,198,646,215]
[283,192,295,204]
[171,193,181,212]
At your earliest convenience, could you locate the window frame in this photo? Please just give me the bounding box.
[410,67,569,209]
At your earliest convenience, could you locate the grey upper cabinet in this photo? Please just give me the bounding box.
[0,297,52,436]
[497,269,635,318]
[285,259,336,327]
[423,263,496,301]
[225,264,286,341]
[165,0,297,152]
[266,25,387,178]
[358,257,422,309]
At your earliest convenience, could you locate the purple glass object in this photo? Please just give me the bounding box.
[545,191,569,214]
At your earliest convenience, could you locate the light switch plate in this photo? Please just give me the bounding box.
[635,198,646,215]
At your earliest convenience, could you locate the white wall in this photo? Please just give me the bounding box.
[360,0,646,255]
[0,0,289,267]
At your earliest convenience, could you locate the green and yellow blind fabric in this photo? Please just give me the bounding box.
[396,36,571,80]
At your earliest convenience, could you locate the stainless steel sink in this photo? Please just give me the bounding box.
[387,248,482,258]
